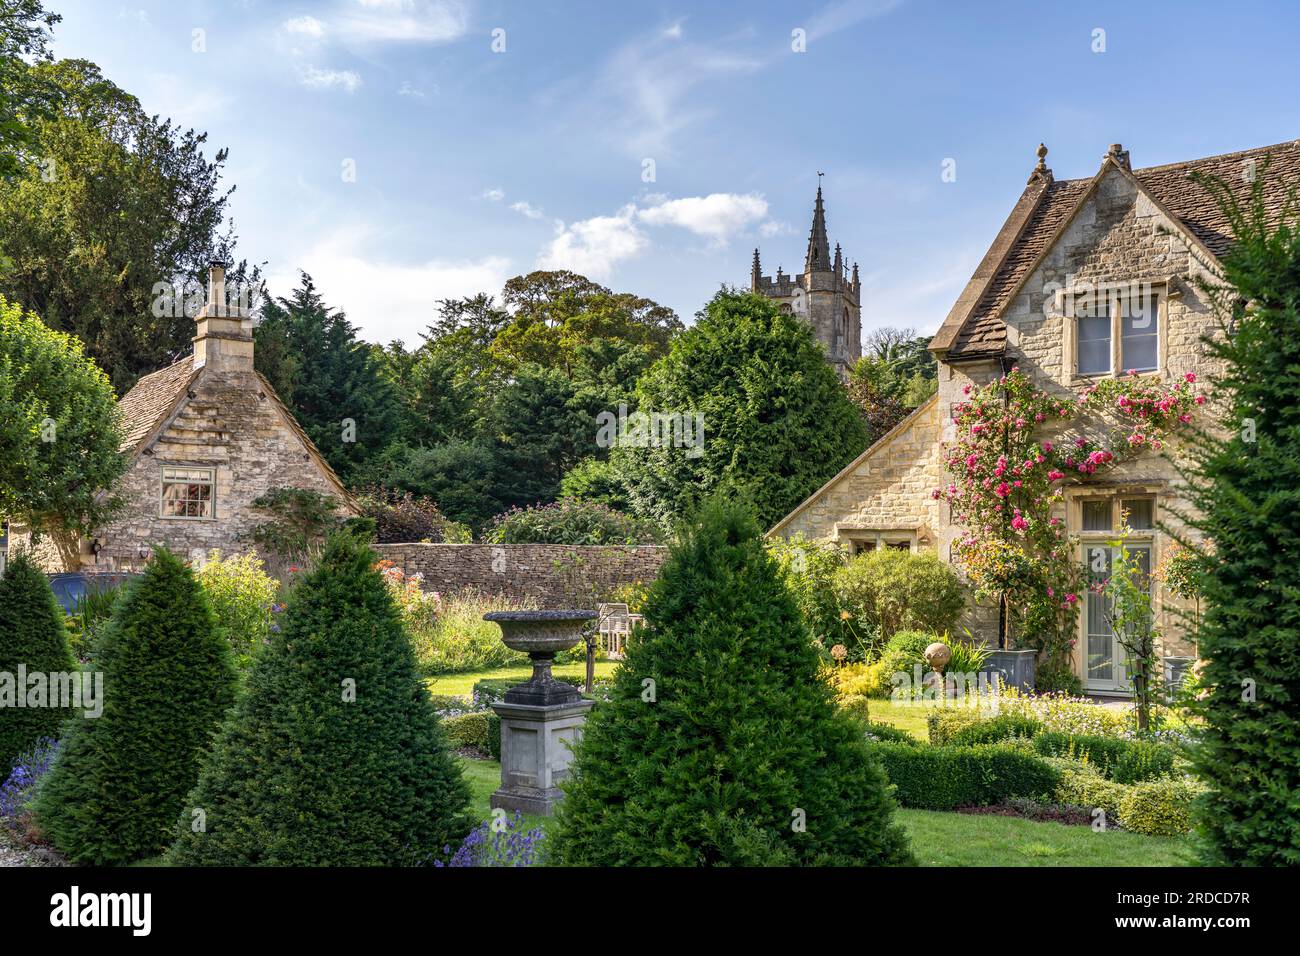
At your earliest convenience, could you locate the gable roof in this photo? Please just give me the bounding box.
[116,357,200,453]
[932,139,1300,360]
[114,355,357,511]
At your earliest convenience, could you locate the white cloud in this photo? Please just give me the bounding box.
[759,220,791,238]
[334,0,471,44]
[805,0,902,41]
[283,15,326,37]
[397,80,430,97]
[482,187,505,201]
[299,66,362,92]
[637,193,768,243]
[662,19,684,40]
[270,227,511,344]
[510,200,544,219]
[538,205,648,281]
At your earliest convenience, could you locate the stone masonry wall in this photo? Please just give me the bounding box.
[373,543,668,609]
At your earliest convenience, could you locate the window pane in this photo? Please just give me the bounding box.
[1078,312,1111,375]
[1085,546,1113,681]
[1123,498,1154,530]
[1121,295,1159,371]
[1081,499,1111,532]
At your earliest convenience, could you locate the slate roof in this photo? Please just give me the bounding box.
[115,357,199,453]
[937,139,1300,360]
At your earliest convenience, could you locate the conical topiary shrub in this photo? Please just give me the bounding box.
[553,498,915,866]
[166,532,473,865]
[0,552,77,770]
[32,549,236,864]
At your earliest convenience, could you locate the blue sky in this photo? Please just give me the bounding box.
[48,0,1300,346]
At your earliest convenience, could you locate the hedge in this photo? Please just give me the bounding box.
[1032,732,1176,784]
[870,742,1060,810]
[1117,778,1204,837]
[1047,758,1126,819]
[443,712,491,751]
[947,713,1041,746]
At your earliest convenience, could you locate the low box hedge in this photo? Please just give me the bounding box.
[1032,731,1176,784]
[947,713,1041,746]
[869,741,1061,810]
[1116,777,1204,836]
[442,712,491,751]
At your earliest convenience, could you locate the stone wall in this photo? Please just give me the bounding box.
[373,543,668,609]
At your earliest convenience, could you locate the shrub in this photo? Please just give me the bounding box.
[442,712,491,751]
[927,707,984,745]
[1032,732,1176,783]
[32,550,236,865]
[996,692,1132,738]
[486,712,502,760]
[1035,662,1085,697]
[0,737,59,844]
[1182,171,1300,863]
[871,742,1061,811]
[354,484,471,543]
[833,549,965,640]
[165,533,473,866]
[414,589,532,675]
[0,553,77,769]
[1048,758,1125,820]
[767,535,851,652]
[67,579,123,663]
[196,551,279,668]
[837,694,872,722]
[483,498,663,545]
[553,498,914,866]
[948,713,1042,746]
[1117,778,1203,837]
[827,661,891,699]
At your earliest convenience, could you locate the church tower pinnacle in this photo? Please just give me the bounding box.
[804,185,831,274]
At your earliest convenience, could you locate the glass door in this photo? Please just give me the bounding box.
[1082,543,1153,694]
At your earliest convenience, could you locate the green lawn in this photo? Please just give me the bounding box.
[425,660,618,698]
[456,755,1194,867]
[862,698,933,740]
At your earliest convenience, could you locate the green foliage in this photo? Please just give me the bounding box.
[411,590,531,675]
[32,550,235,865]
[372,438,503,532]
[1034,663,1085,697]
[486,712,502,761]
[0,1,60,178]
[65,580,120,662]
[0,552,76,769]
[354,484,470,544]
[832,549,966,641]
[1182,168,1300,865]
[1032,732,1176,784]
[553,498,913,866]
[196,551,279,668]
[0,297,125,548]
[847,329,938,443]
[0,58,254,391]
[861,721,916,745]
[243,487,346,574]
[442,712,490,751]
[947,713,1042,747]
[483,498,662,545]
[254,273,400,481]
[870,742,1061,811]
[165,533,473,865]
[926,707,984,745]
[615,291,869,531]
[1048,758,1126,818]
[559,456,631,510]
[767,535,851,651]
[1117,778,1204,837]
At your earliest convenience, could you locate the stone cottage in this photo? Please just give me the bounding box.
[9,265,355,573]
[771,139,1300,695]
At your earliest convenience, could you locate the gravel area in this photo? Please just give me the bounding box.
[0,828,65,867]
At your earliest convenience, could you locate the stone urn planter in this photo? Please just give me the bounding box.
[484,609,597,816]
[484,610,597,705]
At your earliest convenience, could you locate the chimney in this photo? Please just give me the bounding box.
[1106,143,1131,171]
[193,262,254,372]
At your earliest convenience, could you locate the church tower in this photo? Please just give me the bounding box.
[749,185,862,378]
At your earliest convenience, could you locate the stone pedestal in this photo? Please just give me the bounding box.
[490,698,593,816]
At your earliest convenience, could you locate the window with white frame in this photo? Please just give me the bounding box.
[160,466,216,519]
[1072,287,1160,377]
[1076,493,1156,691]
